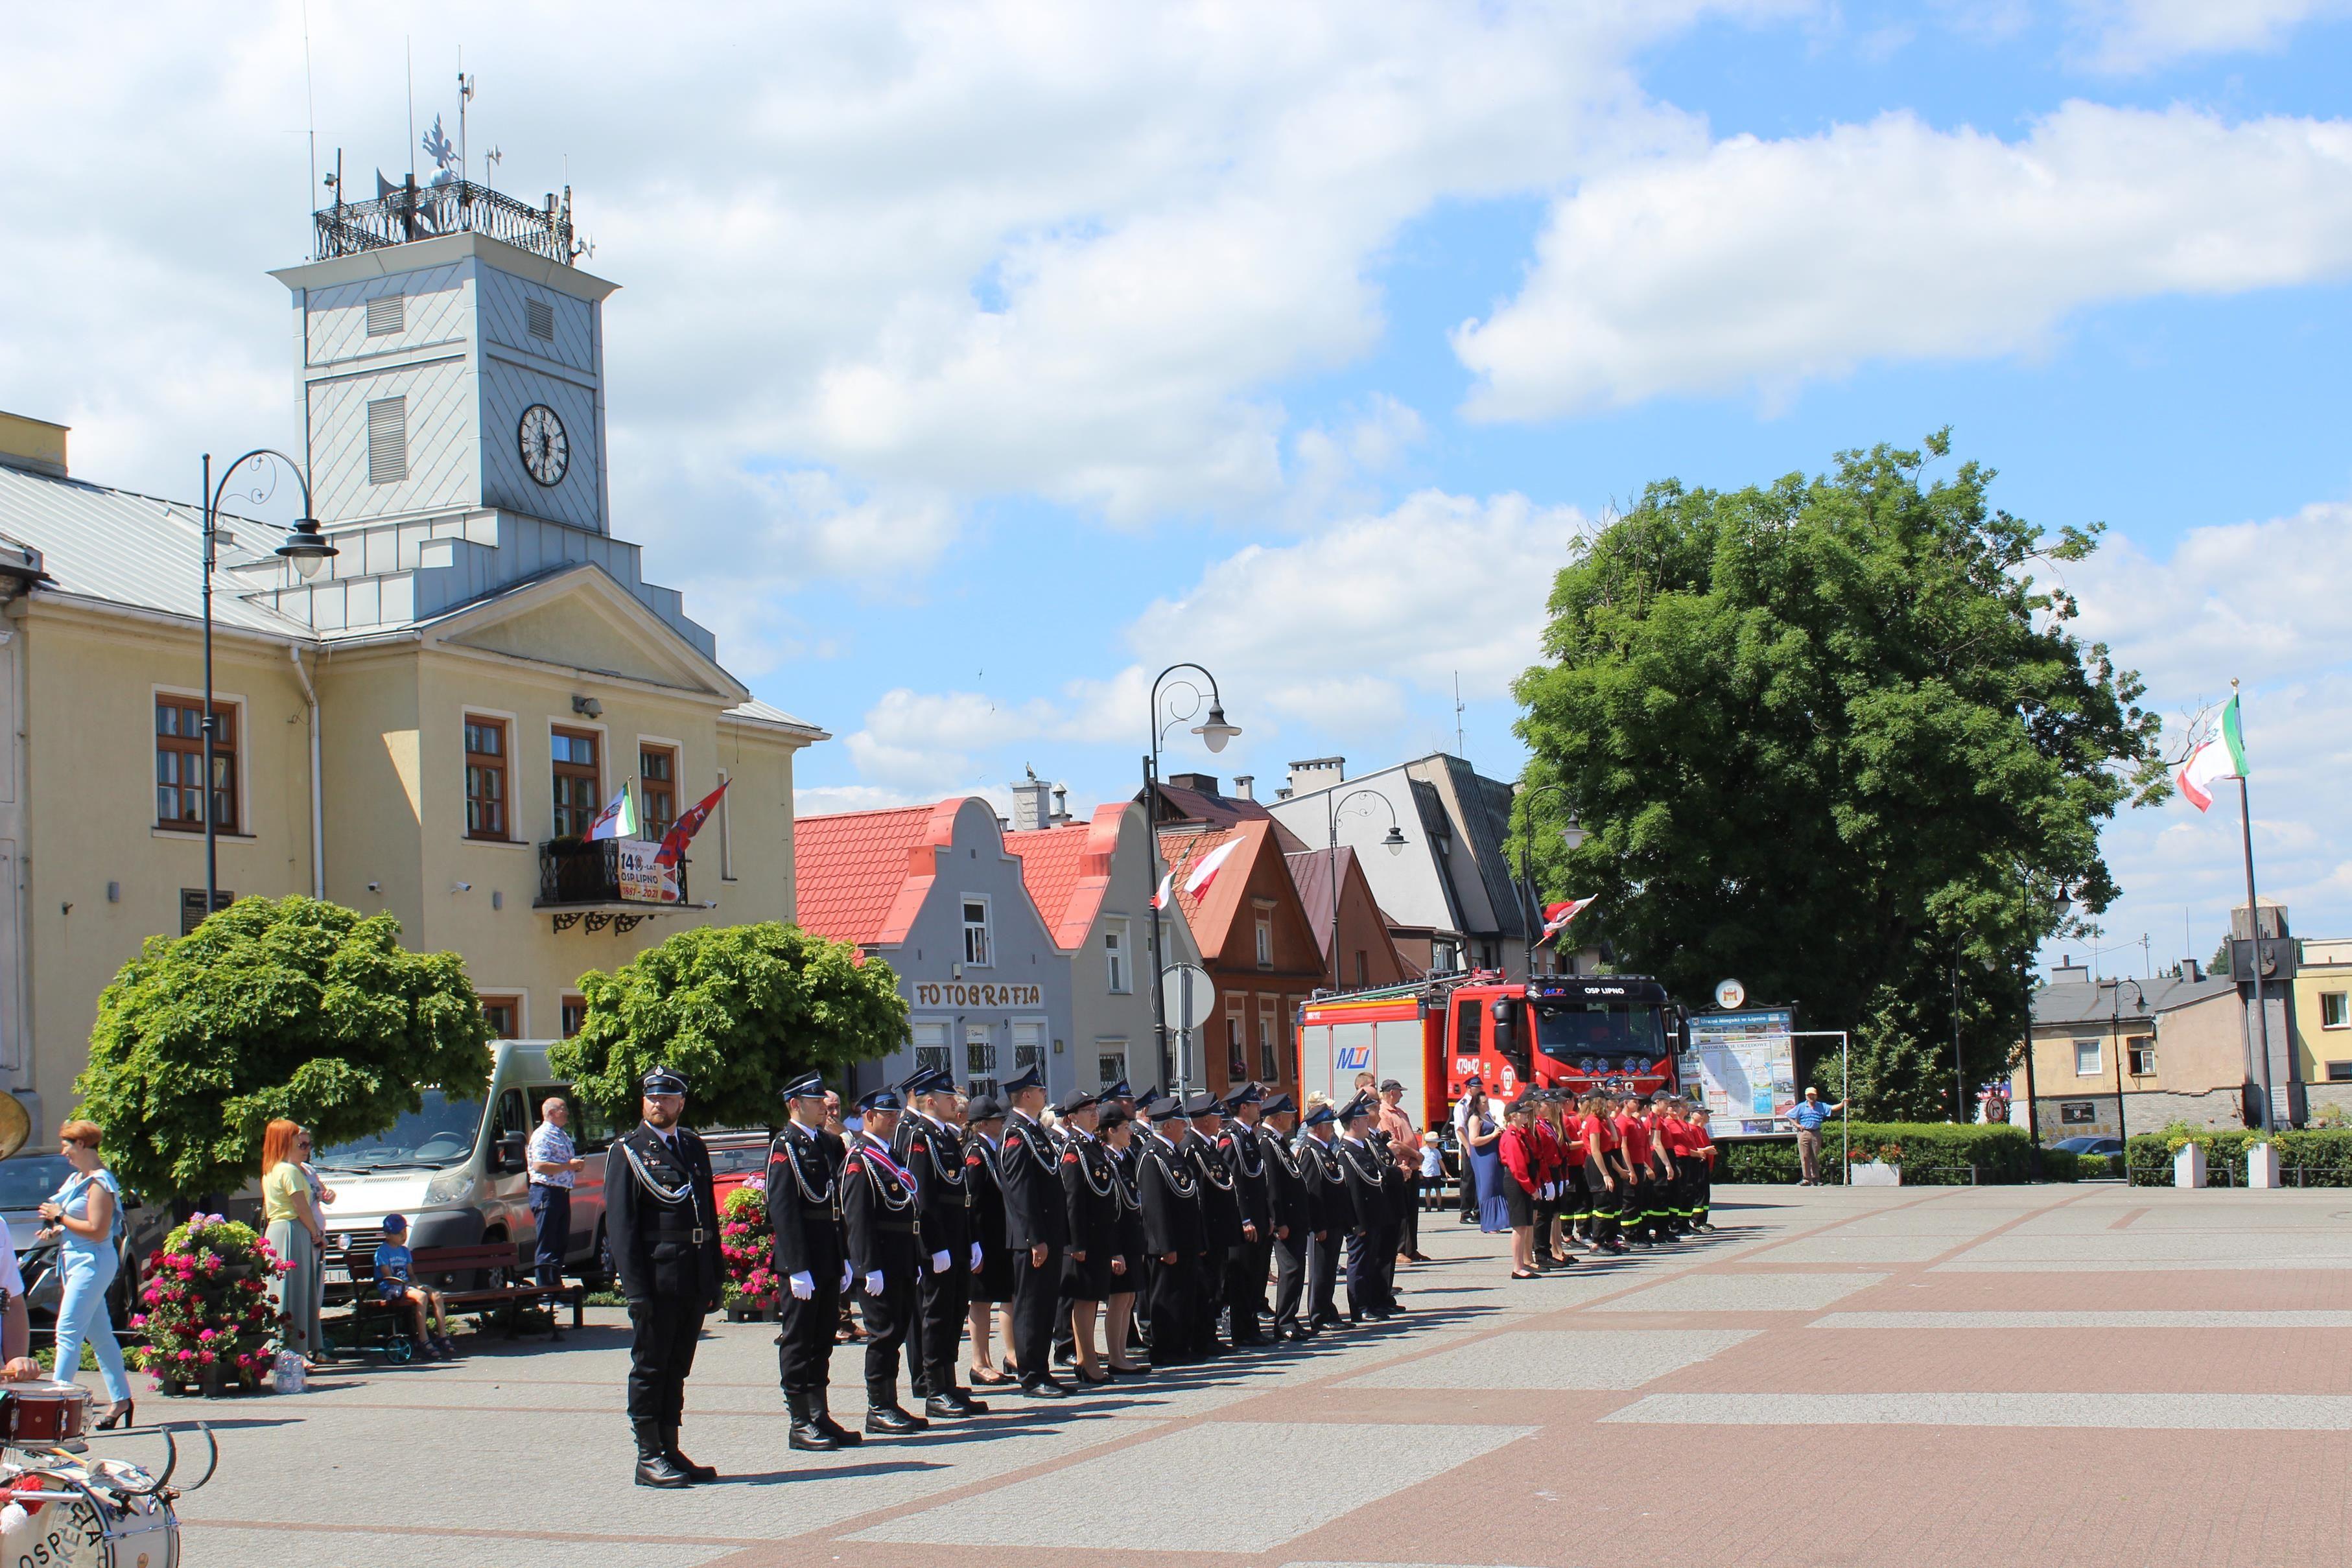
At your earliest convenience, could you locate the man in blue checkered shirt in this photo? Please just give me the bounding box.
[528,1098,587,1287]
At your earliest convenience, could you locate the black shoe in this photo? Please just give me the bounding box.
[1052,1342,1077,1365]
[784,1392,838,1453]
[926,1394,969,1420]
[661,1423,719,1483]
[813,1398,864,1447]
[865,1403,928,1434]
[1020,1377,1070,1399]
[634,1422,693,1488]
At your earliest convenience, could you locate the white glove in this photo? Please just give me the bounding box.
[864,1270,885,1294]
[930,1248,952,1274]
[788,1270,814,1300]
[969,1242,983,1270]
[840,1262,854,1293]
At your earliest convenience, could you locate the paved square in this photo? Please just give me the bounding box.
[845,1420,1535,1552]
[1590,1270,1888,1313]
[1344,1329,1758,1390]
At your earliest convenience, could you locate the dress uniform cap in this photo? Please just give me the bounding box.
[641,1066,688,1096]
[1338,1093,1374,1123]
[1052,1088,1100,1116]
[964,1094,1006,1123]
[1134,1085,1161,1108]
[857,1087,904,1113]
[1180,1090,1221,1118]
[1147,1097,1190,1123]
[1096,1105,1133,1132]
[1101,1079,1133,1101]
[1001,1063,1045,1095]
[1301,1103,1337,1127]
[1261,1093,1297,1115]
[1227,1082,1265,1106]
[780,1071,826,1102]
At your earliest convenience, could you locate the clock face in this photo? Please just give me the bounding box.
[518,403,569,487]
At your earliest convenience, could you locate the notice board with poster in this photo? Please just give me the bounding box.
[616,839,682,904]
[1682,1008,1798,1137]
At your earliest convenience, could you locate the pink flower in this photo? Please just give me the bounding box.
[175,1350,194,1362]
[195,1350,215,1366]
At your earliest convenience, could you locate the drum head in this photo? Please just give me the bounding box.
[0,1095,29,1163]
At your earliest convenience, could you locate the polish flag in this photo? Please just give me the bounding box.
[1182,839,1242,899]
[1150,870,1173,909]
[1534,896,1595,946]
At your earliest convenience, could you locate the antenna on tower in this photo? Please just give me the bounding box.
[1453,672,1466,758]
[456,51,474,183]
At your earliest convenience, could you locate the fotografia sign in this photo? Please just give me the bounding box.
[913,981,1044,1009]
[1684,1007,1798,1138]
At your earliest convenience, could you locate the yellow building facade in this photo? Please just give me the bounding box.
[0,220,824,1126]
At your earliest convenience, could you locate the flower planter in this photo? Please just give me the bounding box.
[2246,1141,2281,1189]
[723,1296,775,1324]
[1849,1160,1901,1188]
[134,1215,283,1396]
[2174,1143,2207,1189]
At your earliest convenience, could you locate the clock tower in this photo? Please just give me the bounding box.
[272,204,616,536]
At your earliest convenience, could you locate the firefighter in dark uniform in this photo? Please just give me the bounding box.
[1255,1094,1311,1340]
[1055,1090,1122,1381]
[841,1087,929,1434]
[1369,1107,1414,1314]
[1297,1100,1349,1331]
[1216,1085,1275,1346]
[1335,1094,1394,1322]
[1136,1097,1205,1363]
[893,1069,985,1418]
[766,1071,860,1453]
[996,1063,1070,1397]
[1049,1088,1103,1371]
[1182,1090,1249,1356]
[605,1066,723,1488]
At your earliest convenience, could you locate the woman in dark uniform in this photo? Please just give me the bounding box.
[1102,1106,1147,1375]
[1058,1097,1122,1385]
[961,1093,1016,1387]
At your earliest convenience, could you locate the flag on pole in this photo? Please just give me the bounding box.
[2176,694,2249,813]
[653,778,731,867]
[1182,838,1242,900]
[1533,896,1595,947]
[586,782,637,841]
[1150,869,1174,909]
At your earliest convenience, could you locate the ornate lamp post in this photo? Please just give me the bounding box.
[2016,871,2073,1180]
[1513,782,1584,979]
[199,450,336,913]
[1141,664,1238,1089]
[1323,788,1404,992]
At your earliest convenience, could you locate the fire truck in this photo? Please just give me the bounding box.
[1295,972,1691,1129]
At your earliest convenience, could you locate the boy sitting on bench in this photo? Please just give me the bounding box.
[375,1214,456,1359]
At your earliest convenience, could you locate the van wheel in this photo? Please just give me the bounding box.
[473,1230,511,1293]
[577,1223,613,1293]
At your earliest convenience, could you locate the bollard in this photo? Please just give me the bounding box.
[2174,1143,2207,1189]
[2246,1141,2281,1189]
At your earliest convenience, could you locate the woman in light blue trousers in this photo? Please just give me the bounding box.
[37,1119,134,1428]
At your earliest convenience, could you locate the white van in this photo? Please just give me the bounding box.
[309,1041,613,1297]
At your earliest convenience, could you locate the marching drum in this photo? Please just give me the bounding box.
[0,1383,89,1446]
[1,1461,181,1568]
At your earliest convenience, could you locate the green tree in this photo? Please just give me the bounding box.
[76,897,493,1203]
[1513,432,2165,1118]
[552,923,909,1132]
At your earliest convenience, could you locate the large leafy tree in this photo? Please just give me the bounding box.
[76,897,493,1202]
[552,922,909,1132]
[1513,432,2166,1117]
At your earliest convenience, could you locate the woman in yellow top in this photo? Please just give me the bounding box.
[262,1119,327,1368]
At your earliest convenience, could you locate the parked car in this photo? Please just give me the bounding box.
[0,1154,171,1342]
[308,1041,612,1300]
[2049,1136,2124,1158]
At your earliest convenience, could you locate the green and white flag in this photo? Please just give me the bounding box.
[2176,694,2247,813]
[587,781,638,841]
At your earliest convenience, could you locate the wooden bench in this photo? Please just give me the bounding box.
[341,1243,585,1358]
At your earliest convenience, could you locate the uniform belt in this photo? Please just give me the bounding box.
[876,1221,916,1234]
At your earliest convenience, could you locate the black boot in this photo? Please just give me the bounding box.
[634,1420,692,1488]
[813,1390,864,1447]
[864,1387,929,1434]
[786,1390,838,1453]
[663,1422,718,1483]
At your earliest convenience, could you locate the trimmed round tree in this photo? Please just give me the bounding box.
[76,896,494,1204]
[552,922,908,1132]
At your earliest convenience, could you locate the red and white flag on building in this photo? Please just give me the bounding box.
[1533,896,1595,947]
[1150,870,1174,909]
[1182,839,1242,900]
[653,778,731,869]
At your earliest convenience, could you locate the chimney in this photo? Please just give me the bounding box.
[1287,756,1345,795]
[2050,954,2090,985]
[1050,784,1072,826]
[1011,766,1052,832]
[2181,957,2204,982]
[1232,775,1254,801]
[0,412,69,479]
[1167,772,1220,795]
[1276,786,1292,800]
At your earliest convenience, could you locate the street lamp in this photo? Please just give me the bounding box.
[200,449,335,917]
[2016,871,2073,1180]
[1324,787,1404,993]
[1514,781,1580,979]
[1142,662,1238,1091]
[2111,977,2145,1184]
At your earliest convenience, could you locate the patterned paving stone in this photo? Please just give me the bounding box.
[1590,1272,1887,1313]
[1343,1329,1758,1390]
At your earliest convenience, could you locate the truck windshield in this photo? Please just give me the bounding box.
[312,1090,486,1172]
[1532,1003,1668,1073]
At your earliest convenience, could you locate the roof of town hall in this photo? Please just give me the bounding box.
[792,799,967,948]
[1004,804,1127,950]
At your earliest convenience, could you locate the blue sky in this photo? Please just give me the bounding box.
[8,0,2351,979]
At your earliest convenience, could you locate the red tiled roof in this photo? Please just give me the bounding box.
[1155,822,1251,952]
[1003,803,1129,950]
[792,800,963,946]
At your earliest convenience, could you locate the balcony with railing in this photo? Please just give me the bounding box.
[314,176,580,264]
[535,839,693,932]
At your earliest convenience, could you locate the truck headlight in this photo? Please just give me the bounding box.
[423,1171,475,1206]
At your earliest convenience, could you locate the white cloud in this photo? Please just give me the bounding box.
[1453,103,2352,421]
[2068,0,2352,73]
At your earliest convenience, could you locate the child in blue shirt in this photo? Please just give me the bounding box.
[375,1214,455,1359]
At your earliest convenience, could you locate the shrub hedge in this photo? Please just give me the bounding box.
[2123,1127,2352,1187]
[1719,1122,2043,1184]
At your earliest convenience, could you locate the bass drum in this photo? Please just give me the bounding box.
[1,1463,178,1568]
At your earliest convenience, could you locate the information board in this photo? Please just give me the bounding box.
[617,839,682,904]
[1682,1007,1798,1138]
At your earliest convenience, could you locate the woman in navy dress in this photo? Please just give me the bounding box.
[1461,1087,1511,1235]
